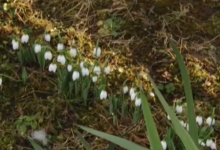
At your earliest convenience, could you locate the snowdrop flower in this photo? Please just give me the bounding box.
[48,63,57,73]
[34,44,41,53]
[57,55,66,65]
[93,47,101,57]
[210,141,217,150]
[175,105,183,114]
[196,116,203,126]
[44,34,51,42]
[81,67,89,76]
[67,64,72,72]
[21,34,29,43]
[44,51,52,60]
[100,90,107,100]
[0,77,2,86]
[70,48,77,57]
[57,43,64,51]
[129,87,135,96]
[12,39,19,50]
[80,61,84,68]
[149,92,155,97]
[206,139,213,147]
[135,97,142,107]
[92,76,98,83]
[179,120,186,128]
[206,117,215,126]
[185,123,189,131]
[104,66,110,74]
[130,92,136,101]
[31,129,48,146]
[199,139,205,147]
[167,115,170,120]
[161,140,167,150]
[72,71,80,81]
[93,66,101,75]
[123,86,128,94]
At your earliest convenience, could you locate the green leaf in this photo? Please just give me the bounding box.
[76,125,149,150]
[76,130,92,150]
[169,38,198,146]
[27,136,44,150]
[22,67,28,84]
[140,92,163,150]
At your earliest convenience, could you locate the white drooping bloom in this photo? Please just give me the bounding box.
[179,120,186,128]
[21,34,29,43]
[100,90,107,100]
[48,63,57,73]
[57,43,64,51]
[0,77,2,86]
[123,86,128,94]
[206,139,213,147]
[129,87,136,101]
[161,140,167,150]
[92,76,98,83]
[167,115,170,120]
[185,123,189,131]
[67,64,72,72]
[44,34,51,42]
[57,55,66,65]
[129,87,135,96]
[81,67,89,76]
[44,51,52,60]
[80,61,84,68]
[93,66,101,76]
[199,139,205,147]
[93,47,101,57]
[104,66,110,74]
[34,44,41,53]
[175,105,183,114]
[31,129,48,146]
[72,71,80,81]
[149,92,155,97]
[70,48,77,57]
[196,116,203,126]
[135,97,142,107]
[206,117,215,126]
[210,141,217,150]
[12,39,19,50]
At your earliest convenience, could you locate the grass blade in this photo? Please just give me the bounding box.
[169,38,198,146]
[76,130,92,150]
[27,136,44,150]
[76,125,149,150]
[140,91,163,150]
[147,73,198,150]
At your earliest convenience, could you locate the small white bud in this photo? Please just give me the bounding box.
[67,64,72,72]
[44,51,52,60]
[44,34,51,42]
[34,44,41,53]
[123,86,128,94]
[70,48,77,57]
[57,43,64,51]
[92,76,98,83]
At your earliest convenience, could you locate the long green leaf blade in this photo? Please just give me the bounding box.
[76,130,92,150]
[27,137,44,150]
[169,38,198,146]
[140,92,163,150]
[76,125,149,150]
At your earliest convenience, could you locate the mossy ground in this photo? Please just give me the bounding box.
[1,0,220,149]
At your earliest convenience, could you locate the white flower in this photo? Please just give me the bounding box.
[0,77,2,86]
[161,140,167,150]
[199,139,205,147]
[80,61,84,68]
[104,66,110,74]
[206,116,215,126]
[196,116,203,126]
[123,86,128,94]
[70,48,77,57]
[210,141,217,150]
[185,123,189,131]
[149,92,155,97]
[21,34,29,43]
[130,92,136,101]
[135,97,142,107]
[175,105,183,114]
[44,34,51,42]
[93,47,101,57]
[72,71,80,81]
[57,55,66,65]
[44,51,52,60]
[92,76,98,83]
[167,115,170,120]
[34,44,41,53]
[67,64,72,72]
[81,67,89,76]
[12,39,19,50]
[93,66,101,75]
[57,43,64,51]
[100,90,107,100]
[31,129,48,146]
[206,139,213,147]
[3,3,8,11]
[179,120,186,128]
[129,87,135,96]
[48,63,57,73]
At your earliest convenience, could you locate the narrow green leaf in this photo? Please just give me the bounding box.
[106,143,116,150]
[76,130,92,150]
[27,136,44,150]
[169,38,198,146]
[140,92,163,150]
[22,67,28,84]
[76,125,149,150]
